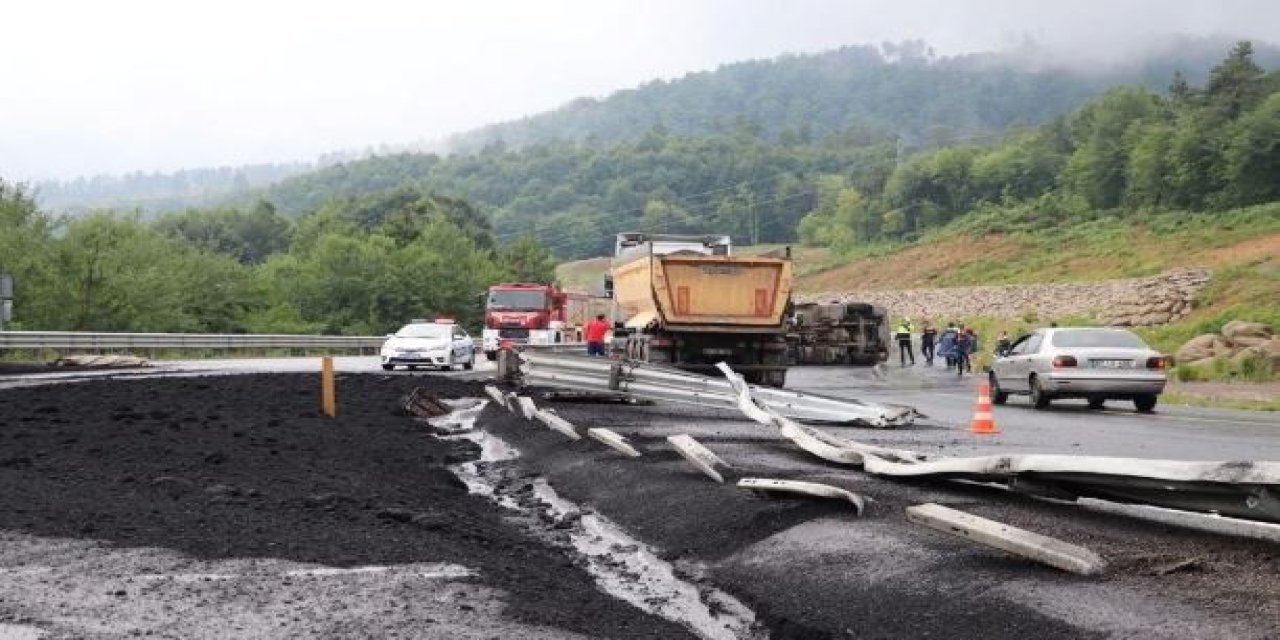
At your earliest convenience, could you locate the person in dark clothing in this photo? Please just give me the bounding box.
[920,321,937,366]
[893,319,915,366]
[954,326,976,376]
[995,331,1012,357]
[938,323,959,369]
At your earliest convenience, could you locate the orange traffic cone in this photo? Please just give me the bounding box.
[970,381,1000,434]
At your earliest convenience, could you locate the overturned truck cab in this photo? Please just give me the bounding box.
[608,232,793,387]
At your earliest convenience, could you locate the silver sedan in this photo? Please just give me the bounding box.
[989,327,1167,412]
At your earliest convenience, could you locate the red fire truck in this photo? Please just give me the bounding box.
[480,283,610,360]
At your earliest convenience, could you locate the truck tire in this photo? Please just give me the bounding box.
[485,351,497,362]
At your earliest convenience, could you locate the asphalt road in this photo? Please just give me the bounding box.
[475,357,1280,638]
[793,361,1280,460]
[2,356,1277,638]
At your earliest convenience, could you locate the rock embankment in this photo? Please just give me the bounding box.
[800,269,1209,326]
[1175,320,1279,368]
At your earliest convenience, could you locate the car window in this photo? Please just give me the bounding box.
[1008,336,1030,355]
[1050,329,1146,349]
[1024,334,1044,354]
[395,324,450,339]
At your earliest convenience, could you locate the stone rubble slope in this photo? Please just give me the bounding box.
[800,268,1210,327]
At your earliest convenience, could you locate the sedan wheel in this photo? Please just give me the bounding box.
[1133,394,1158,413]
[1029,376,1051,409]
[1087,397,1106,410]
[989,372,1008,405]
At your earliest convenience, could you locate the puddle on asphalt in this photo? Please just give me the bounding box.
[435,399,765,640]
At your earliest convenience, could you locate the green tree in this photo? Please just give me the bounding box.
[0,181,65,329]
[1203,41,1267,121]
[1061,87,1163,209]
[501,234,558,283]
[57,214,254,332]
[1124,122,1176,209]
[1221,92,1280,206]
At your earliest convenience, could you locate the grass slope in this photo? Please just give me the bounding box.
[556,204,1280,386]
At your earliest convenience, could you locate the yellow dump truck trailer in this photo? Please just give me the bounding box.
[607,233,793,386]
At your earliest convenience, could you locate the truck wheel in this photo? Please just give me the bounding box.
[381,364,394,371]
[485,351,497,362]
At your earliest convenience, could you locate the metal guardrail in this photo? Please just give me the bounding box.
[520,350,917,427]
[715,364,1280,524]
[0,331,383,350]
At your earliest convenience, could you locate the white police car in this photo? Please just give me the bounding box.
[380,320,476,371]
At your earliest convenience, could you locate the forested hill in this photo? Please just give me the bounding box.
[443,37,1280,153]
[32,37,1278,217]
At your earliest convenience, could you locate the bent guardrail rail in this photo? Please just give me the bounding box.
[715,362,1280,524]
[520,350,916,427]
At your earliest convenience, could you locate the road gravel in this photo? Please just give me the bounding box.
[0,373,690,639]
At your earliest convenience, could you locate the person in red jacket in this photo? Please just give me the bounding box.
[584,314,611,357]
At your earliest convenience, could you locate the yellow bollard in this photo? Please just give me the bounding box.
[321,356,336,417]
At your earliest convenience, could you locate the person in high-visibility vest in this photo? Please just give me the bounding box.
[893,318,915,366]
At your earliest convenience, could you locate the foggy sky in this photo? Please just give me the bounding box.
[3,0,1277,181]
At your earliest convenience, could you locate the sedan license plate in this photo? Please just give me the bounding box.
[1091,359,1131,369]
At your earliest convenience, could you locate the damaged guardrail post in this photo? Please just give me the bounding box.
[667,434,732,483]
[587,428,642,458]
[906,503,1107,576]
[738,478,866,513]
[534,409,582,440]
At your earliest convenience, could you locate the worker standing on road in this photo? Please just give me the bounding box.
[995,331,1012,357]
[920,321,937,366]
[894,318,915,366]
[938,322,958,369]
[954,326,976,376]
[585,314,611,357]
